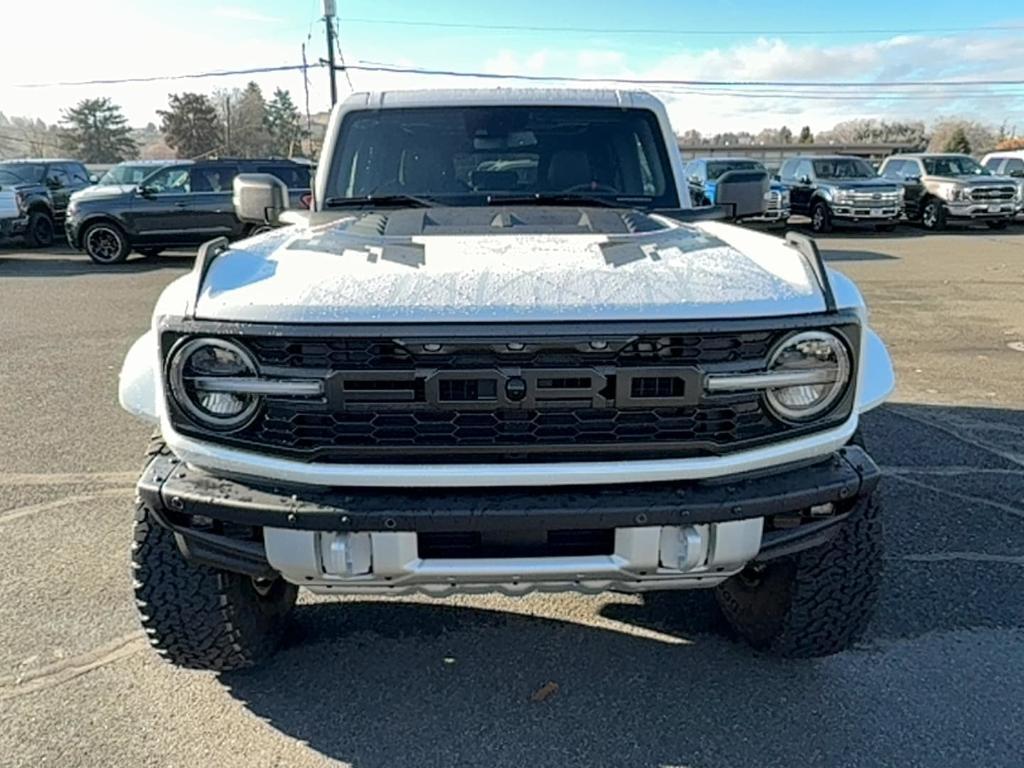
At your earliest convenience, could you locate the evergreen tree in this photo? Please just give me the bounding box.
[158,93,222,159]
[59,98,137,162]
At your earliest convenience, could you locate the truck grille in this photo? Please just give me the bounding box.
[165,323,857,463]
[845,190,900,205]
[968,186,1016,202]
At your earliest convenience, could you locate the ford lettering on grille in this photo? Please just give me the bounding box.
[326,367,703,411]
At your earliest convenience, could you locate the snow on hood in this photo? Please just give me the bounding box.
[193,211,825,323]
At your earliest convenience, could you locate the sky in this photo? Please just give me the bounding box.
[1,0,1023,135]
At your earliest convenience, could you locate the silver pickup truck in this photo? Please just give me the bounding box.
[119,89,894,670]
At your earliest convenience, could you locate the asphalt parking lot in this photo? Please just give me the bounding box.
[1,225,1023,768]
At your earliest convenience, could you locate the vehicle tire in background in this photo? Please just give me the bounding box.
[24,211,55,248]
[986,220,1009,230]
[921,198,946,231]
[83,222,130,264]
[715,490,883,658]
[136,247,163,258]
[810,201,833,233]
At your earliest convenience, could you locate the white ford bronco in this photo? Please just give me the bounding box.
[120,89,895,670]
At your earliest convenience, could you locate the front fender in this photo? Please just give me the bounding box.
[857,329,895,413]
[119,330,160,424]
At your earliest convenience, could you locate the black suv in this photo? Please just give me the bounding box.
[779,155,903,233]
[65,158,311,264]
[0,159,93,247]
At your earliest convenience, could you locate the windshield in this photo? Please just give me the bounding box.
[921,155,987,176]
[706,160,762,180]
[812,158,877,179]
[327,106,678,208]
[99,164,165,185]
[0,163,45,184]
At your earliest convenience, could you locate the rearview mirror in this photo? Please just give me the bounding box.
[233,173,287,227]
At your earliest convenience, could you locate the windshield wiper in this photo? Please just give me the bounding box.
[485,193,646,209]
[323,194,436,209]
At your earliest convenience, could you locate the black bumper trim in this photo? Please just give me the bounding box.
[138,446,880,535]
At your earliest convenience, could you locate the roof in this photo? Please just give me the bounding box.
[690,157,764,164]
[890,153,971,158]
[783,154,875,161]
[0,157,82,164]
[341,87,662,110]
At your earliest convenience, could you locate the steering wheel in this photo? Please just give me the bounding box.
[562,182,621,195]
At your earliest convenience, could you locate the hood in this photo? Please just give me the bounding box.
[818,178,899,192]
[927,174,1015,187]
[192,207,827,324]
[70,184,135,202]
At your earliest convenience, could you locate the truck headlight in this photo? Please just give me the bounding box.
[167,338,261,430]
[764,331,851,422]
[833,189,854,205]
[939,184,963,202]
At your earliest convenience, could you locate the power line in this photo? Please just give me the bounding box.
[13,64,320,89]
[343,62,1024,89]
[338,16,1024,37]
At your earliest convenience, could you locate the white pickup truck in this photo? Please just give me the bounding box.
[120,89,894,670]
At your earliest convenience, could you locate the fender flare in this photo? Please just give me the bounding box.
[119,331,160,424]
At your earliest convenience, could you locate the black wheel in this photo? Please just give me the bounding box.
[986,220,1009,230]
[810,200,833,233]
[24,211,55,248]
[715,491,883,658]
[83,222,130,264]
[132,438,297,671]
[921,198,946,231]
[136,247,163,258]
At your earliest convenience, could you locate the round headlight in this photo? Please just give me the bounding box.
[764,331,851,422]
[167,338,260,430]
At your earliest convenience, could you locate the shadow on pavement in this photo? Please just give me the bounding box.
[219,402,1024,768]
[820,249,900,262]
[0,251,195,277]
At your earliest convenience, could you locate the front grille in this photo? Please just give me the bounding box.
[165,322,858,463]
[845,191,900,205]
[968,186,1016,202]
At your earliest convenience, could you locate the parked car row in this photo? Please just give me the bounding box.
[686,151,1024,234]
[0,156,313,263]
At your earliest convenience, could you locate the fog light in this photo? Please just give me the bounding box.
[320,532,372,576]
[659,525,707,572]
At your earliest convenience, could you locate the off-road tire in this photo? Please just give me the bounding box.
[715,490,883,658]
[921,198,946,231]
[24,211,55,248]
[810,200,833,233]
[986,220,1009,230]
[83,221,131,264]
[132,438,297,671]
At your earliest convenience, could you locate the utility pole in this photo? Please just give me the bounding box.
[224,95,231,155]
[323,0,338,107]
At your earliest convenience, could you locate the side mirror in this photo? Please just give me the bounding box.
[233,173,287,228]
[137,184,155,198]
[1009,170,1024,178]
[714,168,769,219]
[798,174,812,185]
[89,174,99,184]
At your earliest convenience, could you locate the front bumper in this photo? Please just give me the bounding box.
[944,201,1017,220]
[749,207,791,223]
[0,214,29,239]
[139,444,880,594]
[831,206,900,222]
